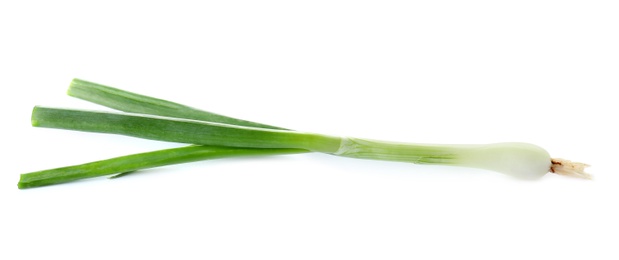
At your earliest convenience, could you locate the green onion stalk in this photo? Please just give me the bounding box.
[18,79,590,189]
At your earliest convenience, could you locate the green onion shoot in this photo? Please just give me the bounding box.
[18,79,591,189]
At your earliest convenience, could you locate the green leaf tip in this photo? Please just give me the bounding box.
[31,106,40,127]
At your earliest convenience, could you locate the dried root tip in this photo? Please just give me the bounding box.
[550,158,592,179]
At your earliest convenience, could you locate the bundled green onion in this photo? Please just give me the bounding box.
[19,79,590,189]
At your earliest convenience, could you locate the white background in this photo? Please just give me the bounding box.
[1,1,618,259]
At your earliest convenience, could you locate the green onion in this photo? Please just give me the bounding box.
[20,79,590,189]
[31,106,591,181]
[18,145,307,189]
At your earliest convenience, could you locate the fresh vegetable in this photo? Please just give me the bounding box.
[19,79,590,189]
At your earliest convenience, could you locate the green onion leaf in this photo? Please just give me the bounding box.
[68,78,286,130]
[18,145,307,189]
